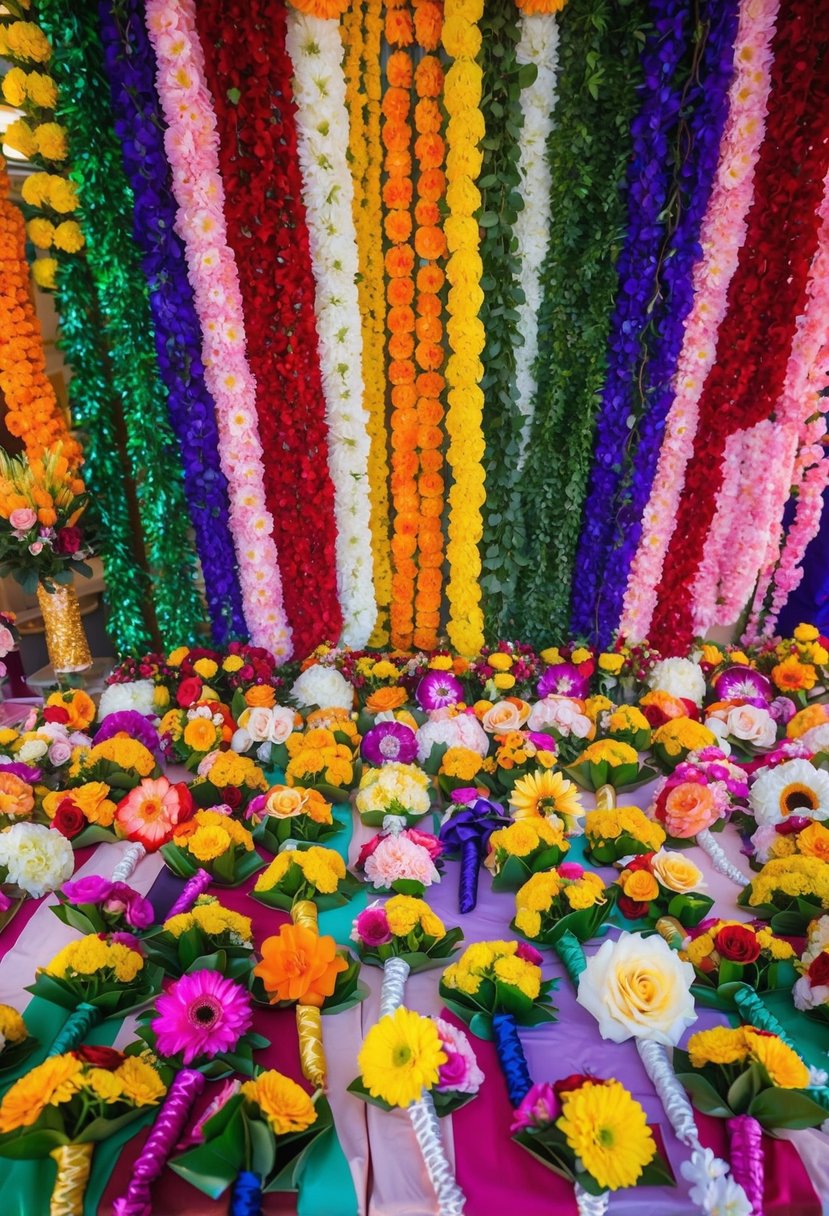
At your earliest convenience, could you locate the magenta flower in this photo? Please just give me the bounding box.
[515,942,543,966]
[712,666,773,704]
[62,875,113,904]
[352,904,392,948]
[434,1017,484,1094]
[537,664,589,699]
[151,970,253,1065]
[510,1082,559,1132]
[557,862,585,881]
[449,787,479,805]
[404,827,443,860]
[361,721,418,766]
[416,671,464,711]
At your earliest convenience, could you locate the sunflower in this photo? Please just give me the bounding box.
[744,1029,810,1089]
[509,770,584,830]
[358,1007,446,1107]
[749,758,829,826]
[557,1080,656,1190]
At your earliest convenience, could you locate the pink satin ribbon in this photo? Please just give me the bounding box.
[165,869,212,918]
[728,1115,764,1216]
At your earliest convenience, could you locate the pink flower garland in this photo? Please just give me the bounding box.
[742,174,829,639]
[144,0,292,659]
[619,0,778,640]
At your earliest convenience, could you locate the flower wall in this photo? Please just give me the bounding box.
[1,0,828,658]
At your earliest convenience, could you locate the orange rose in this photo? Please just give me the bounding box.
[255,924,348,1007]
[365,686,409,713]
[245,685,276,708]
[0,771,34,819]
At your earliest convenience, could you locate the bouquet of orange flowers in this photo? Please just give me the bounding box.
[0,445,92,593]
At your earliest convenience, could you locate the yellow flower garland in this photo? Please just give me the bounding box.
[442,0,486,655]
[342,0,393,646]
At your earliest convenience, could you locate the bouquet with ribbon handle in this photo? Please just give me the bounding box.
[737,856,829,935]
[251,845,361,911]
[160,809,263,887]
[439,797,509,911]
[253,899,363,1089]
[352,895,463,1014]
[246,784,343,853]
[439,940,557,1108]
[27,934,162,1056]
[484,815,569,894]
[170,1070,332,1215]
[351,1007,470,1215]
[51,875,155,937]
[0,1045,167,1216]
[144,895,255,981]
[357,818,445,897]
[511,1074,673,1216]
[675,1025,828,1216]
[512,863,615,950]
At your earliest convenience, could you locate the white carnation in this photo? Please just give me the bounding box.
[291,665,354,712]
[647,657,706,706]
[417,715,489,763]
[98,680,157,721]
[0,823,74,898]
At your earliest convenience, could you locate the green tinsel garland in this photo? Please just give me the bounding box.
[54,254,155,653]
[516,0,651,645]
[478,0,531,640]
[36,0,204,648]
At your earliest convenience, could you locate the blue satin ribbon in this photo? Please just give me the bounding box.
[440,799,508,913]
[230,1170,262,1216]
[492,1012,533,1108]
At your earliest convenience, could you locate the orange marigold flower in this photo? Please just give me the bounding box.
[389,333,415,360]
[414,199,440,227]
[418,168,446,201]
[389,360,416,385]
[416,342,444,371]
[419,473,444,498]
[385,11,414,47]
[417,290,442,315]
[388,305,416,334]
[383,177,414,210]
[416,315,442,343]
[385,245,415,278]
[420,449,444,473]
[417,371,445,396]
[391,383,418,409]
[415,226,447,260]
[366,687,409,713]
[382,87,411,123]
[385,149,413,177]
[414,0,443,50]
[415,133,445,169]
[388,277,415,307]
[382,122,412,153]
[414,99,442,136]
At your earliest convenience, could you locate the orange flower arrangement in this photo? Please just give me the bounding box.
[286,0,351,14]
[0,771,35,821]
[0,159,81,467]
[514,0,567,10]
[255,923,348,1007]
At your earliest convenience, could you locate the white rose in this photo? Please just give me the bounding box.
[266,706,295,746]
[231,728,253,754]
[17,738,48,764]
[0,823,74,898]
[291,666,354,712]
[724,705,777,749]
[527,696,593,739]
[576,932,697,1046]
[243,707,274,742]
[648,658,706,707]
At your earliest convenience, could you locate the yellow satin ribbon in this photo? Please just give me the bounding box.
[296,1003,326,1089]
[291,899,319,932]
[594,784,617,811]
[50,1143,93,1216]
[655,916,685,951]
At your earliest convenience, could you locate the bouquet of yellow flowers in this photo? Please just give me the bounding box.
[146,896,254,981]
[41,781,119,847]
[602,705,652,751]
[67,737,160,795]
[566,740,655,792]
[614,850,712,928]
[27,934,162,1053]
[189,750,268,812]
[737,856,829,935]
[584,804,666,864]
[283,725,357,800]
[485,817,570,892]
[252,846,359,911]
[0,445,92,593]
[355,762,432,827]
[489,730,557,794]
[675,1025,827,1215]
[0,1046,166,1216]
[651,719,719,772]
[513,863,613,947]
[158,703,235,771]
[162,809,262,887]
[246,784,342,853]
[440,940,558,1107]
[0,1003,35,1080]
[170,1070,332,1209]
[352,895,462,1014]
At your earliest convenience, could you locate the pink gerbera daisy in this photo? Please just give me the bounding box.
[151,970,253,1064]
[115,776,192,850]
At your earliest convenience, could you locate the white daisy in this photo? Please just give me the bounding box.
[749,758,829,825]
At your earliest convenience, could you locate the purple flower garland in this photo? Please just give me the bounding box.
[595,0,741,644]
[97,0,247,644]
[569,0,693,640]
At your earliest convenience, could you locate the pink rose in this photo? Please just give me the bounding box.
[244,707,274,742]
[557,862,585,880]
[404,827,444,860]
[434,1018,484,1094]
[528,696,593,740]
[353,904,392,947]
[662,782,719,838]
[481,701,529,735]
[28,542,44,556]
[363,835,439,889]
[9,507,36,531]
[47,739,72,767]
[0,626,15,654]
[510,1082,559,1132]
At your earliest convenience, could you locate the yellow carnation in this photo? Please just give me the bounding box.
[26,216,54,249]
[53,220,84,252]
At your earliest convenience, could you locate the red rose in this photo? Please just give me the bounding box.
[357,835,382,868]
[73,1044,125,1070]
[173,782,195,823]
[51,801,85,839]
[641,703,670,729]
[56,526,82,555]
[624,853,654,873]
[713,924,761,964]
[176,677,203,707]
[221,785,242,810]
[679,699,701,720]
[618,895,650,920]
[808,951,829,987]
[553,1074,602,1098]
[42,705,70,724]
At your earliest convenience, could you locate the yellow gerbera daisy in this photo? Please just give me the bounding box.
[557,1080,656,1191]
[0,1053,83,1132]
[744,1029,810,1089]
[687,1027,749,1069]
[358,1007,446,1108]
[509,770,584,830]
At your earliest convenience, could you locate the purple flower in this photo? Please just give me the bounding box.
[515,942,543,966]
[62,875,114,904]
[94,711,161,757]
[0,761,42,784]
[62,875,154,929]
[712,666,774,704]
[450,787,480,805]
[510,1082,559,1133]
[770,696,797,725]
[361,721,418,766]
[537,664,589,699]
[416,671,464,711]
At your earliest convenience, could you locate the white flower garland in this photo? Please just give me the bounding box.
[285,10,377,648]
[514,10,560,462]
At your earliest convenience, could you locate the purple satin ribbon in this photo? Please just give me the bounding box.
[165,869,212,918]
[727,1114,764,1216]
[112,1069,206,1216]
[440,800,508,913]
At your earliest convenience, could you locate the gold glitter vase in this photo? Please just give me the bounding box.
[49,1142,93,1216]
[36,583,92,674]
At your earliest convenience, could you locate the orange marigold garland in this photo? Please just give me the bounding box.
[343,0,393,646]
[441,0,486,655]
[411,4,447,651]
[0,158,81,467]
[384,4,419,650]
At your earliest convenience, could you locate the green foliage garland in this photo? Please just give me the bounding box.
[36,0,204,648]
[478,0,530,640]
[516,0,651,645]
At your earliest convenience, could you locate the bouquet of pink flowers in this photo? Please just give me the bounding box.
[355,824,444,896]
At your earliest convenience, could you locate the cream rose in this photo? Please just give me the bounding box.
[723,704,776,749]
[576,932,696,1046]
[481,700,529,735]
[650,849,704,895]
[527,696,593,739]
[263,787,307,819]
[242,707,275,743]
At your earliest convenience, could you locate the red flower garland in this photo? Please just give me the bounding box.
[194,0,342,656]
[650,0,829,653]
